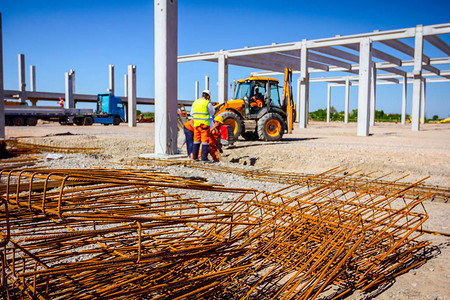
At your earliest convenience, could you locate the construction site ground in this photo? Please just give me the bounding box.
[3,120,450,299]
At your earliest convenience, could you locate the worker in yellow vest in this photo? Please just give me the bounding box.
[191,90,215,161]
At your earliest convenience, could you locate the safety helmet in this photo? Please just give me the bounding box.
[214,115,224,124]
[202,89,211,97]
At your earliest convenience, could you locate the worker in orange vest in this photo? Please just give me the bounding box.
[191,90,215,161]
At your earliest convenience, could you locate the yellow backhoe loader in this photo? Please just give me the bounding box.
[214,68,295,141]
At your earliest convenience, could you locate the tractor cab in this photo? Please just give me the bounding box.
[233,77,281,115]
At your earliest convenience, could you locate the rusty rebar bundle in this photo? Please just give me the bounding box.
[0,168,430,299]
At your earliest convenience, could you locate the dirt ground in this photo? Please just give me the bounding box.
[4,120,450,299]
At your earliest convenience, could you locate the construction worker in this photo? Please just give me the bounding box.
[209,115,223,162]
[183,119,194,158]
[250,87,263,107]
[191,90,215,161]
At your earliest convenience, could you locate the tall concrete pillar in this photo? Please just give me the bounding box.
[421,79,426,124]
[218,53,228,103]
[326,84,331,123]
[0,13,5,139]
[411,25,423,131]
[370,63,377,126]
[30,65,36,92]
[299,40,309,128]
[18,54,26,102]
[127,65,137,127]
[64,72,74,109]
[204,75,209,90]
[70,69,75,94]
[154,0,178,155]
[232,79,236,99]
[401,74,407,124]
[195,81,199,100]
[357,38,372,137]
[124,74,128,97]
[344,77,350,124]
[109,64,115,94]
[296,78,301,123]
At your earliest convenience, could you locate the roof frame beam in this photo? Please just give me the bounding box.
[343,43,403,66]
[424,35,450,56]
[380,39,431,64]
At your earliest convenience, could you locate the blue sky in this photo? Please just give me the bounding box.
[2,0,450,117]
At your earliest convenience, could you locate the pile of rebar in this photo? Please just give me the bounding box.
[0,168,431,299]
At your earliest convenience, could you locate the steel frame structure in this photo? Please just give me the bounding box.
[178,23,450,136]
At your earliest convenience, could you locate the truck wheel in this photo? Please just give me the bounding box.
[113,116,121,126]
[74,118,83,126]
[26,117,38,126]
[219,111,243,141]
[13,116,25,126]
[5,116,11,126]
[83,116,94,126]
[257,113,285,141]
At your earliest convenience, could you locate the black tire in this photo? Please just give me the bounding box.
[83,116,94,126]
[257,113,285,141]
[242,131,258,141]
[219,111,243,141]
[26,117,38,126]
[13,116,25,126]
[113,116,121,126]
[74,118,83,126]
[5,116,11,126]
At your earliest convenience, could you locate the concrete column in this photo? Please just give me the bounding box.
[357,38,372,136]
[326,84,331,123]
[204,75,209,90]
[109,64,115,94]
[30,65,36,92]
[0,13,4,139]
[232,79,236,99]
[195,81,199,100]
[217,53,228,103]
[401,74,407,124]
[370,63,377,126]
[18,54,26,102]
[69,69,75,94]
[421,79,426,124]
[124,74,128,97]
[296,77,301,123]
[127,65,137,127]
[411,25,423,131]
[344,77,350,124]
[154,0,178,155]
[64,72,74,109]
[299,41,309,128]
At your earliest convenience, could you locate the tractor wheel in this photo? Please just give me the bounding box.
[26,117,38,126]
[257,113,285,141]
[5,116,11,126]
[218,111,243,141]
[113,116,121,126]
[83,116,94,126]
[74,118,83,126]
[13,116,25,126]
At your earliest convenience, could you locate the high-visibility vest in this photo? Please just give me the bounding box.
[192,98,210,127]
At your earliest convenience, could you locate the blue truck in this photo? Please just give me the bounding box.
[5,93,126,126]
[72,93,125,126]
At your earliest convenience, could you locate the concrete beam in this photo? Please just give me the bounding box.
[18,54,26,102]
[30,65,36,92]
[313,46,359,63]
[424,35,450,56]
[401,74,407,124]
[205,75,209,90]
[381,39,431,64]
[326,84,331,123]
[345,77,350,124]
[64,72,74,109]
[124,74,128,97]
[109,64,115,94]
[0,13,4,139]
[370,63,377,126]
[344,44,402,66]
[299,40,309,129]
[195,81,199,100]
[127,65,137,127]
[309,51,352,69]
[411,25,423,131]
[421,79,426,124]
[357,38,372,136]
[217,54,228,103]
[154,0,178,155]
